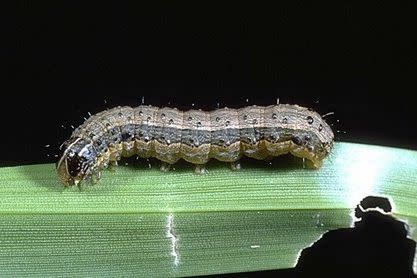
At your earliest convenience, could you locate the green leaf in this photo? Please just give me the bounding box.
[0,142,416,276]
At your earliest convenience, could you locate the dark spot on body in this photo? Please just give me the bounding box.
[121,132,132,141]
[291,136,302,145]
[307,116,314,124]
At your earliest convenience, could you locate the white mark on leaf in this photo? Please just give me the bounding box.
[166,213,180,266]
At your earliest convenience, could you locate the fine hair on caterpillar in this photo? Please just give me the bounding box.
[56,104,334,186]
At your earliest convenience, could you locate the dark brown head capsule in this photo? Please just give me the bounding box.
[56,137,98,185]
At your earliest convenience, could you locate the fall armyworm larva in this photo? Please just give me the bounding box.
[57,104,334,185]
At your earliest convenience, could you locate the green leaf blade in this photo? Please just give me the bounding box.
[0,142,416,276]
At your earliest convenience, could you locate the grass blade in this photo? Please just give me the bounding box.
[0,142,416,276]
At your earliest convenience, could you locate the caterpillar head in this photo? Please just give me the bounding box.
[56,137,97,186]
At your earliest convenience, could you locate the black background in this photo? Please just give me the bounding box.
[4,1,417,165]
[4,2,417,276]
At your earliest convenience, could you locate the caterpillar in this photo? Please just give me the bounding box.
[57,104,334,185]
